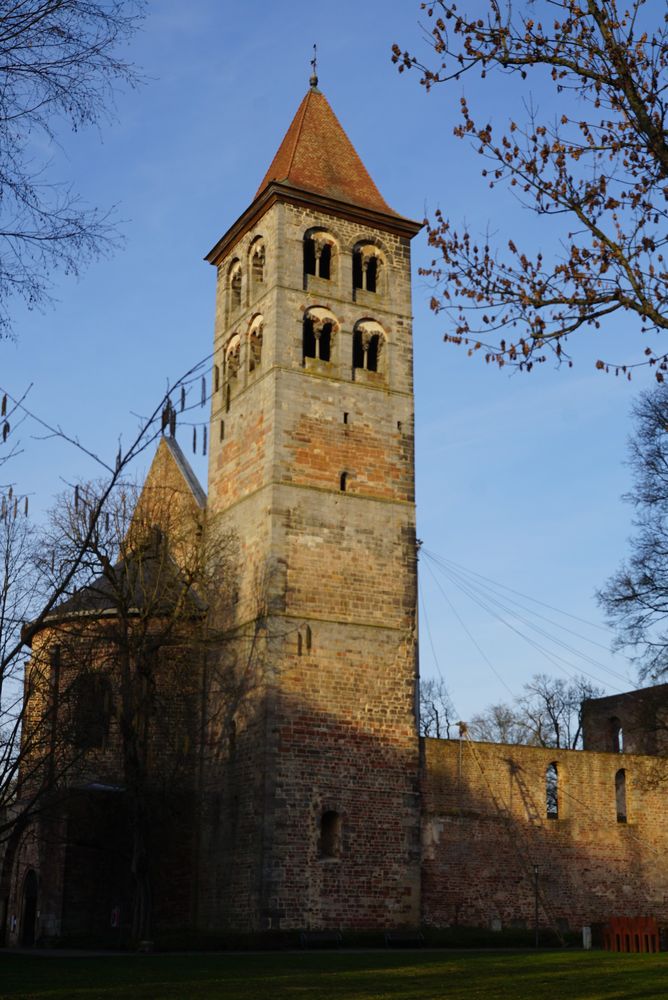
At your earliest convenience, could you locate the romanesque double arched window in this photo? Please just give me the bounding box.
[303,306,338,363]
[225,333,241,380]
[352,319,385,374]
[227,259,242,315]
[248,315,263,372]
[353,242,385,295]
[304,229,336,282]
[249,237,265,297]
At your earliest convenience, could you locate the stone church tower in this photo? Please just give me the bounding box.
[201,81,423,931]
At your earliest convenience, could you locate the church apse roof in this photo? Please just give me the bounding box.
[255,87,399,217]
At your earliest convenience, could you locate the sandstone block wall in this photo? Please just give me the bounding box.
[202,195,422,931]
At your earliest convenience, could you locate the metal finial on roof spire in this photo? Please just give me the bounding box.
[310,43,318,89]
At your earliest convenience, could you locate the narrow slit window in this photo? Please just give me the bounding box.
[546,762,559,819]
[340,471,348,492]
[305,625,312,650]
[220,420,225,441]
[214,364,220,393]
[225,384,231,413]
[297,632,303,656]
[343,412,349,424]
[616,768,627,822]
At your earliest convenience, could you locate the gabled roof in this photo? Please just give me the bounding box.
[254,87,399,217]
[161,437,206,510]
[49,528,207,620]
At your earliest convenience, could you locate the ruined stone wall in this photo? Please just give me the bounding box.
[582,685,668,756]
[421,737,668,931]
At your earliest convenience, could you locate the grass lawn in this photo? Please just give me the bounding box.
[1,950,668,1000]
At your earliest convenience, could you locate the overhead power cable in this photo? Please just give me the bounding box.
[424,548,613,633]
[423,558,518,700]
[422,549,633,690]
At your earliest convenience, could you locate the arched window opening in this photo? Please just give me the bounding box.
[546,762,559,820]
[303,309,337,363]
[71,674,112,750]
[616,768,627,823]
[304,232,335,281]
[226,335,241,380]
[353,245,383,294]
[248,318,263,372]
[353,321,385,373]
[320,810,341,858]
[228,261,242,312]
[610,717,624,753]
[340,471,348,492]
[250,240,265,287]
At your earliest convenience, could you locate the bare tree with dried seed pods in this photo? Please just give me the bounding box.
[394,1,668,378]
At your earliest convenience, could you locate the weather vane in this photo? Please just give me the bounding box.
[310,43,318,89]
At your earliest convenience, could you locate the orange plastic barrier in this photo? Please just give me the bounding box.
[603,916,660,953]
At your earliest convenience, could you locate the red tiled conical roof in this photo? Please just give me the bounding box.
[255,88,398,216]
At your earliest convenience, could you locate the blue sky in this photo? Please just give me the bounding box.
[0,1,649,719]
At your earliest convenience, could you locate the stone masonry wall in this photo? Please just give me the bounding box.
[582,685,668,756]
[422,737,668,931]
[202,194,422,931]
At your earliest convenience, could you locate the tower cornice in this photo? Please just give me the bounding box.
[205,181,422,267]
